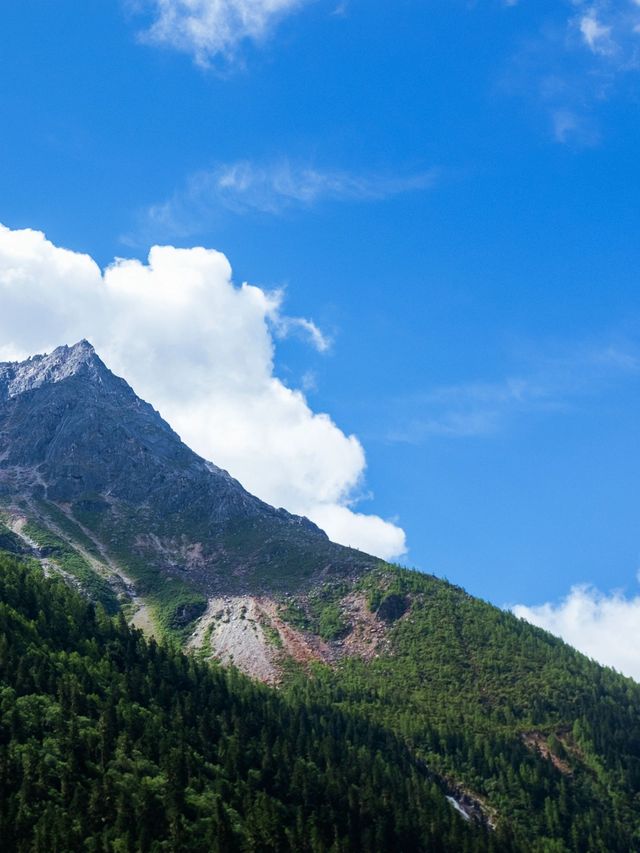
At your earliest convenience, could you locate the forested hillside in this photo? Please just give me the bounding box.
[0,553,496,853]
[2,551,640,851]
[280,565,640,851]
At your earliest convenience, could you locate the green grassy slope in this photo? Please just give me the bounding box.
[0,499,210,640]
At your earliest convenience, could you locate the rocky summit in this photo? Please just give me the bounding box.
[0,340,318,533]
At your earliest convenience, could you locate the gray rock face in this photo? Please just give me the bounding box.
[0,340,104,397]
[0,342,368,595]
[0,342,303,522]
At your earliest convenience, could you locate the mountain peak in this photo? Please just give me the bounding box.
[69,338,95,356]
[0,339,106,399]
[0,341,354,602]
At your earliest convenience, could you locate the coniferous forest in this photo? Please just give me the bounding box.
[2,550,640,851]
[0,553,496,852]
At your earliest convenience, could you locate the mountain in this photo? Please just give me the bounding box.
[0,341,371,637]
[1,342,639,851]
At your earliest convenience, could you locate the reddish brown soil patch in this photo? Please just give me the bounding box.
[522,731,573,775]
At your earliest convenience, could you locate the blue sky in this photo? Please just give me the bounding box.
[1,1,640,672]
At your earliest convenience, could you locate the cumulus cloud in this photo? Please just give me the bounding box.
[138,160,438,239]
[0,222,406,560]
[137,0,311,65]
[513,583,640,681]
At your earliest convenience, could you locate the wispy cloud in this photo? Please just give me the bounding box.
[551,109,600,146]
[388,341,640,444]
[513,579,640,681]
[134,159,439,239]
[579,9,614,56]
[135,0,312,66]
[271,310,332,352]
[501,1,640,144]
[388,377,563,443]
[574,1,640,59]
[330,2,349,17]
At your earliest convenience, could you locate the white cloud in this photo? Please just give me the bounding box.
[0,222,406,560]
[513,583,640,681]
[138,0,311,65]
[138,160,438,238]
[579,11,614,54]
[501,1,640,144]
[272,313,332,352]
[310,504,407,564]
[570,1,640,67]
